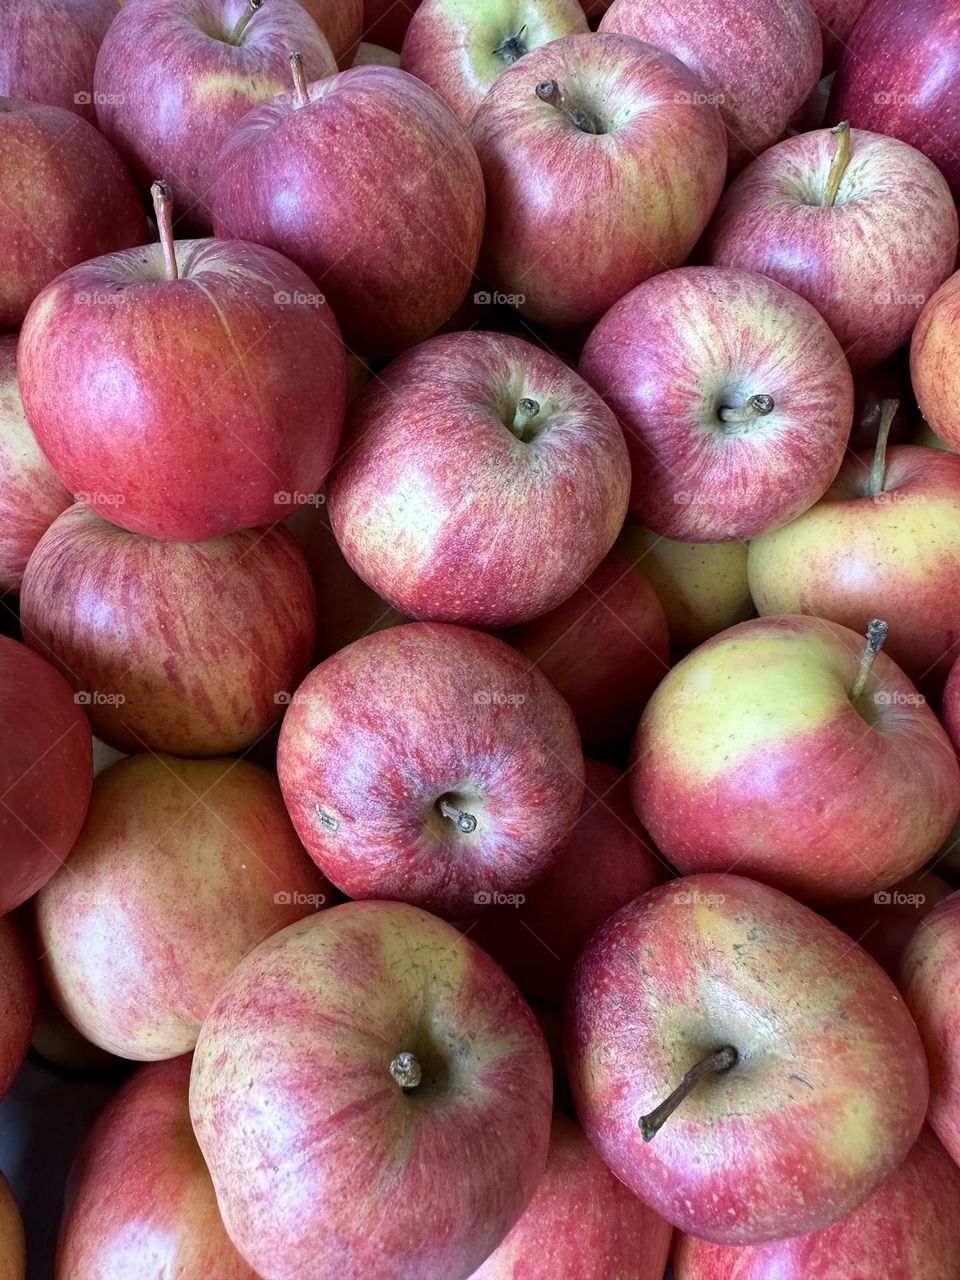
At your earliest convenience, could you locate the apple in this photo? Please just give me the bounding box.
[352,41,401,67]
[94,0,337,232]
[823,872,953,980]
[502,552,669,753]
[31,997,126,1079]
[327,331,630,628]
[672,1126,960,1279]
[0,1173,25,1280]
[828,0,960,201]
[0,335,71,595]
[18,182,346,543]
[211,61,485,355]
[56,1055,258,1278]
[704,124,958,374]
[0,914,37,1101]
[942,650,960,756]
[580,266,853,540]
[468,32,727,328]
[566,873,929,1244]
[810,0,868,69]
[400,0,589,127]
[190,900,554,1280]
[359,0,418,51]
[277,623,585,918]
[599,0,822,172]
[20,503,316,756]
[301,0,363,65]
[850,351,916,452]
[0,97,147,331]
[616,520,753,653]
[909,271,960,453]
[0,636,92,915]
[466,759,668,1006]
[0,0,117,123]
[631,615,960,903]
[468,1112,673,1278]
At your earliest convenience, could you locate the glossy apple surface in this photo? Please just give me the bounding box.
[0,0,117,123]
[632,616,960,903]
[278,623,584,917]
[327,332,630,627]
[20,504,316,756]
[704,126,958,374]
[824,872,953,980]
[0,636,92,914]
[0,914,37,1101]
[0,1173,25,1280]
[566,873,929,1244]
[911,271,960,452]
[580,266,853,540]
[302,0,363,64]
[190,901,554,1280]
[469,32,727,328]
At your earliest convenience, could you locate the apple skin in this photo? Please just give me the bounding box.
[469,32,727,328]
[0,636,92,915]
[0,97,147,331]
[849,352,916,452]
[748,445,960,692]
[468,1112,673,1279]
[352,40,401,67]
[909,271,960,452]
[301,0,363,65]
[465,760,668,1006]
[94,0,337,233]
[0,914,37,1102]
[565,873,929,1245]
[36,753,331,1061]
[580,266,853,540]
[599,0,822,172]
[502,553,669,753]
[56,1055,258,1279]
[31,997,127,1079]
[18,237,346,543]
[211,66,485,356]
[672,1126,960,1280]
[277,622,585,919]
[327,332,630,628]
[828,0,960,201]
[401,0,589,127]
[359,0,418,51]
[810,0,868,69]
[0,0,117,123]
[631,616,960,904]
[190,900,554,1280]
[0,1173,25,1280]
[823,872,953,980]
[20,503,316,756]
[704,127,958,375]
[942,650,960,755]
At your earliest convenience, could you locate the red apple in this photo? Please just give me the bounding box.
[358,0,418,51]
[94,0,337,232]
[327,332,630,627]
[401,0,588,127]
[190,900,554,1280]
[56,1055,258,1278]
[580,266,853,540]
[942,650,960,756]
[466,760,668,1006]
[910,271,960,453]
[0,97,147,330]
[211,62,485,355]
[810,0,868,69]
[631,616,960,903]
[824,872,953,980]
[18,184,346,543]
[0,1173,25,1280]
[672,1126,960,1280]
[0,636,92,914]
[469,1112,673,1278]
[0,0,117,123]
[566,873,929,1244]
[469,32,726,328]
[277,623,585,918]
[849,351,916,452]
[704,124,958,374]
[0,914,37,1101]
[301,0,363,65]
[20,503,316,756]
[599,0,822,171]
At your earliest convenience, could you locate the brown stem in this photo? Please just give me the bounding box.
[229,0,262,44]
[824,121,851,207]
[288,51,310,108]
[511,397,540,440]
[535,79,596,134]
[850,618,889,699]
[640,1045,738,1142]
[869,399,899,497]
[390,1051,422,1090]
[718,394,774,425]
[437,797,477,835]
[493,25,526,62]
[150,181,178,281]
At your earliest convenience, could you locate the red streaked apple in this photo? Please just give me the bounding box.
[0,1173,25,1280]
[301,0,363,64]
[631,615,960,903]
[810,0,869,69]
[0,636,92,914]
[56,1055,259,1279]
[704,124,958,374]
[469,32,727,328]
[20,503,316,757]
[565,873,929,1244]
[580,266,853,540]
[327,331,630,628]
[190,900,554,1280]
[824,872,953,980]
[911,271,960,452]
[0,0,117,123]
[0,914,37,1101]
[277,623,584,918]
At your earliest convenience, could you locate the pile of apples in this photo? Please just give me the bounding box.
[3,0,960,1276]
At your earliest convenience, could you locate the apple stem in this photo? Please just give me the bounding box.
[150,181,178,282]
[493,25,527,62]
[389,1052,422,1090]
[640,1045,738,1142]
[511,397,541,441]
[228,0,262,44]
[437,796,478,835]
[869,399,899,497]
[824,120,851,207]
[718,394,774,425]
[288,51,310,108]
[536,79,596,134]
[850,618,889,699]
